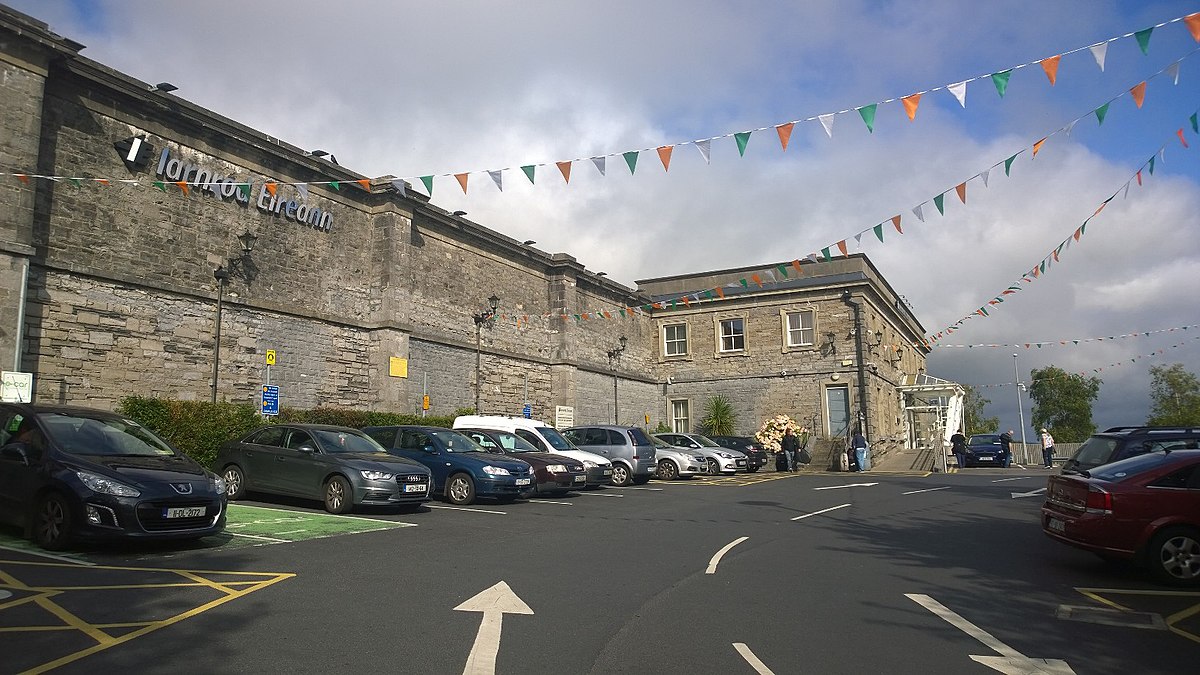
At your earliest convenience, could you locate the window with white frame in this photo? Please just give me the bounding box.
[719,317,745,352]
[671,399,690,433]
[663,323,688,357]
[786,310,815,347]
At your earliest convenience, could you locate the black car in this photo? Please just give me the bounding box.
[706,436,767,472]
[1061,426,1200,475]
[216,424,432,514]
[0,403,227,550]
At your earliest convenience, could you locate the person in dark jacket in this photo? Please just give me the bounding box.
[850,431,869,472]
[999,430,1014,468]
[950,429,967,469]
[781,428,800,472]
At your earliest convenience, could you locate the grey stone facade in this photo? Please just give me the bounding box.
[0,6,927,449]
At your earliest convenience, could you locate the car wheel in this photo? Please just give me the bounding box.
[611,464,632,487]
[746,465,759,473]
[222,464,247,500]
[1147,526,1200,586]
[657,460,678,481]
[447,474,476,505]
[706,458,720,475]
[323,475,353,514]
[34,492,73,551]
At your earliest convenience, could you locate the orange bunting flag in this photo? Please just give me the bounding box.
[750,274,763,288]
[1179,129,1190,148]
[556,161,572,184]
[455,173,469,194]
[836,240,848,257]
[1093,202,1107,217]
[356,179,371,191]
[955,182,967,204]
[652,302,663,310]
[175,181,189,195]
[791,259,803,275]
[1187,13,1200,41]
[680,296,690,307]
[657,146,673,172]
[1032,138,1047,158]
[1040,55,1061,85]
[901,93,921,121]
[891,215,902,233]
[1130,81,1146,108]
[776,122,794,151]
[1136,170,1143,186]
[714,287,725,299]
[15,174,28,184]
[1073,228,1082,242]
[265,182,277,196]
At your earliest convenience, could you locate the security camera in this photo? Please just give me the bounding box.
[780,369,788,376]
[666,377,674,384]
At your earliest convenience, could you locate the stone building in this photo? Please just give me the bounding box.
[0,5,932,453]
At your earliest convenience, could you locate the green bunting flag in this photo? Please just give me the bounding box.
[734,132,752,156]
[739,278,749,289]
[623,151,639,175]
[857,104,877,133]
[1192,113,1199,134]
[153,180,167,193]
[521,165,535,184]
[776,264,789,278]
[821,247,832,261]
[933,193,945,215]
[329,181,340,191]
[67,177,81,186]
[873,223,884,242]
[991,70,1012,97]
[1134,27,1153,55]
[1148,155,1156,175]
[420,176,434,195]
[1095,103,1109,125]
[1004,154,1017,176]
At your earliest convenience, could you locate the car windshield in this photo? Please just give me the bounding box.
[1087,451,1173,482]
[969,435,1001,446]
[538,427,575,451]
[476,431,541,453]
[694,435,722,447]
[428,430,486,453]
[1071,435,1120,467]
[649,434,673,449]
[43,413,178,457]
[312,429,387,454]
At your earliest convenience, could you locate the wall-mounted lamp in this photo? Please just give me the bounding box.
[871,330,884,346]
[607,336,628,424]
[820,331,837,356]
[472,294,501,412]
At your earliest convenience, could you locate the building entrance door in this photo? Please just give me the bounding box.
[826,385,850,440]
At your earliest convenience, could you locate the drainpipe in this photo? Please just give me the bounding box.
[841,290,869,440]
[13,258,28,371]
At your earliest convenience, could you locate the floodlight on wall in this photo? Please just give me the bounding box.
[596,272,607,277]
[452,211,468,217]
[522,240,536,246]
[310,150,338,165]
[154,82,178,93]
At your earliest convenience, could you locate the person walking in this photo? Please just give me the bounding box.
[850,430,870,472]
[781,428,800,473]
[1040,428,1056,468]
[999,429,1014,468]
[950,429,968,470]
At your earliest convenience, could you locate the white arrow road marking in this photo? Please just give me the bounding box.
[732,643,776,675]
[706,536,748,574]
[813,482,878,490]
[1011,487,1047,499]
[902,486,951,495]
[0,590,11,600]
[906,594,1075,674]
[454,581,534,675]
[791,503,851,521]
[992,476,1033,483]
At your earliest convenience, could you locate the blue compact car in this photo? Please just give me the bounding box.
[362,426,535,505]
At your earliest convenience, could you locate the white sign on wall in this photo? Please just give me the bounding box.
[1,371,33,403]
[554,405,574,429]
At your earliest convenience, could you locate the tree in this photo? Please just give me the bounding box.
[1027,365,1101,443]
[700,395,737,436]
[962,384,999,435]
[1147,363,1200,426]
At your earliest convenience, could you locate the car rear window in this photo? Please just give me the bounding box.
[629,428,652,446]
[1072,435,1120,467]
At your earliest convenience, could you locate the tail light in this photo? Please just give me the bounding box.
[1085,486,1112,514]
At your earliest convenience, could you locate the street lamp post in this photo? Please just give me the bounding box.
[606,336,627,424]
[211,229,258,403]
[473,295,500,413]
[1013,353,1029,464]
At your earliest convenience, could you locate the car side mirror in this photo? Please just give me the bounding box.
[0,442,30,465]
[297,444,316,454]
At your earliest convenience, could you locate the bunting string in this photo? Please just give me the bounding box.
[966,334,1200,388]
[935,323,1199,349]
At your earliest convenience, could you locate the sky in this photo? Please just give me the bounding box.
[10,0,1200,438]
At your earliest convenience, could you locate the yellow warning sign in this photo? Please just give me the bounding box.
[265,349,276,366]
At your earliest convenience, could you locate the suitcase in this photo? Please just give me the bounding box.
[775,452,789,472]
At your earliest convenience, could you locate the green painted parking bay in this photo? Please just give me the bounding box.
[225,504,415,545]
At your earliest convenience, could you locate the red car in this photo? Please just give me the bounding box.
[1042,449,1200,586]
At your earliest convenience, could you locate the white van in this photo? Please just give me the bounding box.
[452,415,614,488]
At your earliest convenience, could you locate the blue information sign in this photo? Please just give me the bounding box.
[261,385,280,416]
[522,403,532,419]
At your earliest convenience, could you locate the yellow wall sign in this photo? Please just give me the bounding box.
[265,350,276,366]
[422,395,430,411]
[389,357,408,378]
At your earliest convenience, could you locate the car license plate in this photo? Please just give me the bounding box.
[736,460,746,465]
[516,478,531,486]
[603,469,613,476]
[574,474,586,482]
[978,457,993,462]
[163,506,205,519]
[403,484,427,493]
[1048,518,1065,533]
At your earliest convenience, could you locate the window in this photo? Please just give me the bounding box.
[671,399,690,433]
[719,318,745,352]
[786,310,815,347]
[664,323,688,357]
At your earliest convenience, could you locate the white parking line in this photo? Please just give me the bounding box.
[902,486,951,495]
[229,532,290,543]
[615,486,664,491]
[427,505,508,515]
[733,643,776,675]
[575,491,624,498]
[0,544,94,566]
[791,503,851,521]
[706,536,749,574]
[991,476,1033,483]
[524,500,574,506]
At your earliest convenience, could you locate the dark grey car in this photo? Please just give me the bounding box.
[215,424,432,513]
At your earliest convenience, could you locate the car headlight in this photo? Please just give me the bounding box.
[717,451,733,458]
[76,470,140,497]
[211,475,227,495]
[582,460,597,468]
[360,470,395,481]
[546,464,566,473]
[482,466,511,476]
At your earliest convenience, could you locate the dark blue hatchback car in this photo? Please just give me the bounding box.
[964,433,1008,468]
[363,426,535,505]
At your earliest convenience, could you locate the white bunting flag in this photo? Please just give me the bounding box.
[947,81,968,108]
[1167,61,1181,85]
[980,169,990,187]
[1089,42,1108,71]
[1064,119,1079,137]
[295,183,309,200]
[763,269,777,283]
[1123,182,1131,200]
[488,170,503,192]
[388,180,405,198]
[818,114,836,138]
[591,156,606,175]
[913,204,925,222]
[695,140,712,164]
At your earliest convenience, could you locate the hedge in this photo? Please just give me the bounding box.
[117,396,469,469]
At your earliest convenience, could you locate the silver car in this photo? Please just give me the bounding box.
[649,434,706,480]
[655,432,748,475]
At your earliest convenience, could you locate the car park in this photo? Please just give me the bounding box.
[648,434,706,480]
[1060,426,1200,475]
[364,425,536,505]
[561,425,657,486]
[458,428,588,495]
[0,403,227,550]
[1042,449,1200,586]
[706,435,767,472]
[654,432,748,474]
[452,415,614,488]
[962,433,1006,468]
[217,424,431,514]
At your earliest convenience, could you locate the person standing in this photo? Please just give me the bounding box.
[850,430,870,472]
[781,428,800,473]
[999,430,1014,468]
[1040,428,1056,468]
[950,429,968,470]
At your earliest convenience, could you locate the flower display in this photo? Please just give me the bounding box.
[754,415,809,453]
